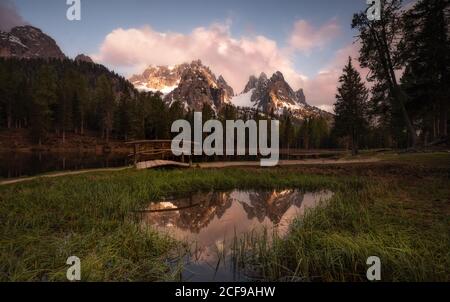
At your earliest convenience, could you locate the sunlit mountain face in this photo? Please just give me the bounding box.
[129,61,333,119]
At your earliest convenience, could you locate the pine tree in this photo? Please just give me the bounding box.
[399,0,450,141]
[57,70,75,144]
[281,110,294,150]
[146,93,169,139]
[72,73,89,135]
[352,0,418,147]
[30,65,57,145]
[333,57,369,155]
[201,102,215,121]
[95,75,115,142]
[115,94,134,141]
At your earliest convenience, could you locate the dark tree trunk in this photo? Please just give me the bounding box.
[6,113,11,129]
[370,25,418,148]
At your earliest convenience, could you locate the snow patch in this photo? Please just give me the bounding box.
[8,35,28,49]
[317,104,334,114]
[133,82,178,95]
[231,89,256,108]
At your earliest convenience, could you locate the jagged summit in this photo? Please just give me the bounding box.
[164,60,234,111]
[130,60,234,111]
[243,75,258,93]
[130,63,188,94]
[217,75,234,99]
[130,61,331,119]
[232,71,331,120]
[234,71,302,112]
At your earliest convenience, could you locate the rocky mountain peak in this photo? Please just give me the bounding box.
[129,63,190,93]
[75,54,93,63]
[159,60,234,111]
[259,72,268,81]
[0,25,65,60]
[243,75,258,93]
[295,89,307,105]
[217,75,234,98]
[217,75,227,84]
[270,71,285,81]
[233,70,332,120]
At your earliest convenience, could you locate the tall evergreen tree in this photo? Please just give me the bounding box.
[352,0,418,147]
[57,70,76,143]
[72,73,89,135]
[95,75,115,142]
[399,0,450,141]
[281,110,295,150]
[333,57,369,155]
[30,65,57,145]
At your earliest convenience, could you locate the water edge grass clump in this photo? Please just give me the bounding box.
[230,171,450,281]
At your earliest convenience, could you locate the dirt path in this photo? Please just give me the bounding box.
[0,166,131,186]
[198,158,380,168]
[0,158,380,186]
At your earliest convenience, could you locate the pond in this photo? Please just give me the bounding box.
[0,152,129,178]
[140,189,333,282]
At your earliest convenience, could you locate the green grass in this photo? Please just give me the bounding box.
[231,154,450,282]
[0,168,343,281]
[232,176,449,281]
[380,151,450,167]
[0,153,449,281]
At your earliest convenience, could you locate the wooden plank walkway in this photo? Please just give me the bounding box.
[135,160,190,170]
[135,158,380,170]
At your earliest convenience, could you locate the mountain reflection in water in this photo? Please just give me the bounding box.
[140,189,333,282]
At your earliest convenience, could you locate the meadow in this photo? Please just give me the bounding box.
[0,152,448,281]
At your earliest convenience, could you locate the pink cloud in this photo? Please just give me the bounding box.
[93,19,364,112]
[93,23,306,93]
[288,19,341,53]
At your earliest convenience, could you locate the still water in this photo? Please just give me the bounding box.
[0,152,129,178]
[140,189,333,282]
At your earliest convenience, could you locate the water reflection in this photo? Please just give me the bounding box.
[140,189,333,282]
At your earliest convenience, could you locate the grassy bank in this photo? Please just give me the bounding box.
[233,160,450,281]
[0,153,449,281]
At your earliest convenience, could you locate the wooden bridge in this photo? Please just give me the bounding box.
[135,160,190,170]
[125,140,350,170]
[125,140,193,170]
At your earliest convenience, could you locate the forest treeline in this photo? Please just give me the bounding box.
[0,58,331,149]
[0,0,448,152]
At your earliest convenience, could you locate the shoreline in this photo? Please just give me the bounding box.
[0,158,381,186]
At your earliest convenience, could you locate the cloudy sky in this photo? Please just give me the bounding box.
[1,0,414,111]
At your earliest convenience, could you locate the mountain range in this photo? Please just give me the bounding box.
[131,62,332,119]
[0,25,332,120]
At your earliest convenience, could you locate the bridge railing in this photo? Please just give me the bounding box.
[125,140,200,166]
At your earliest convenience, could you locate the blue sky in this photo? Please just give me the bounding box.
[13,0,368,75]
[4,0,414,109]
